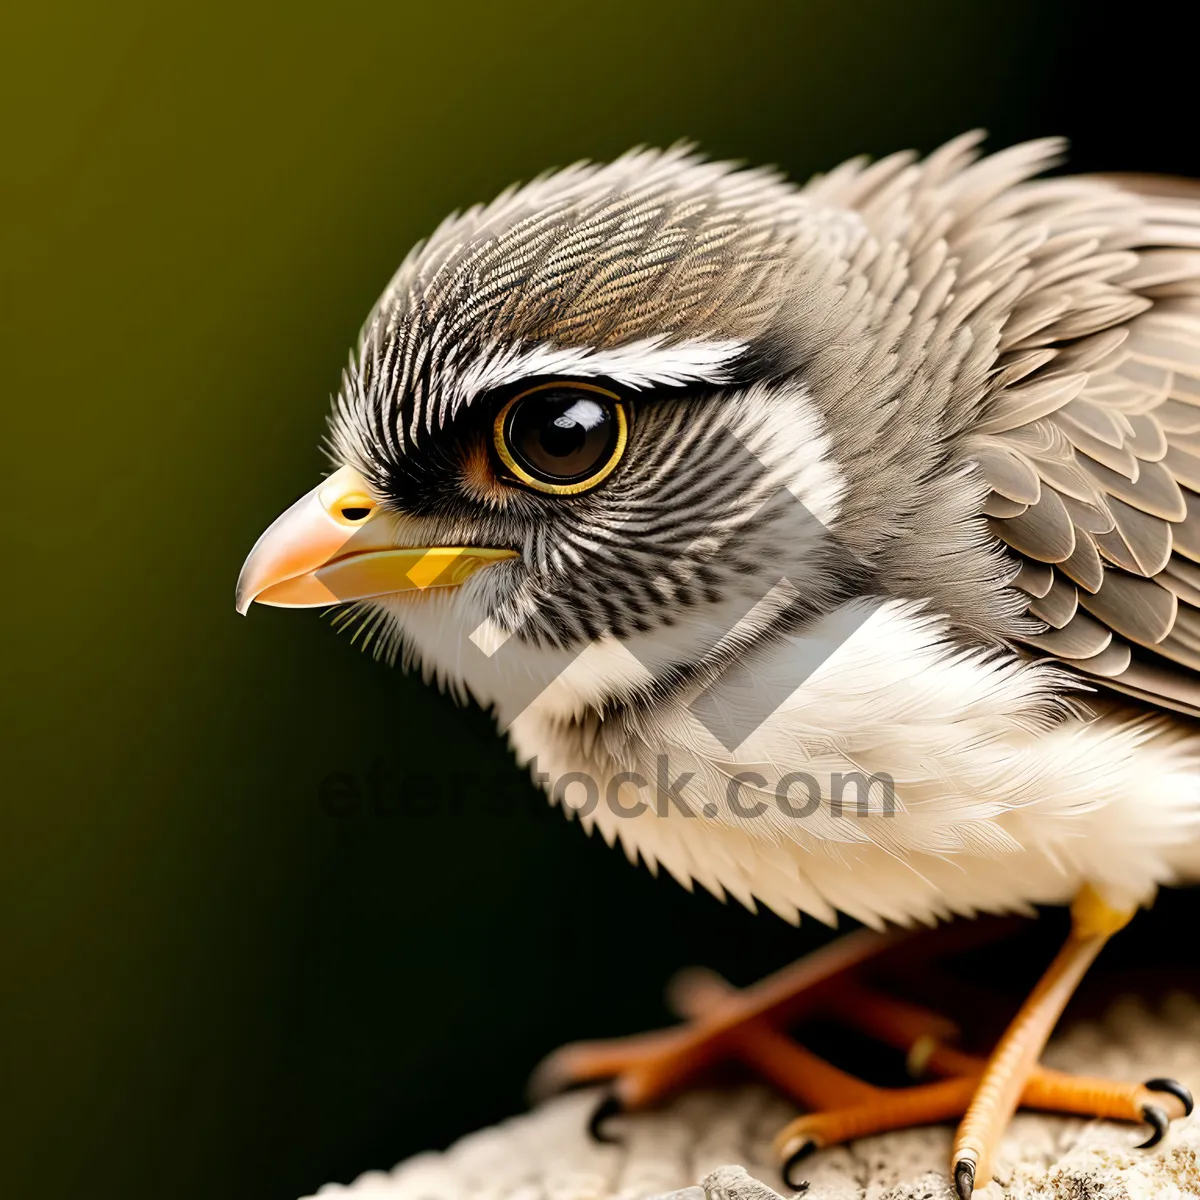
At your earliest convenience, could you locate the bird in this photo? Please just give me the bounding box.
[236,132,1200,1197]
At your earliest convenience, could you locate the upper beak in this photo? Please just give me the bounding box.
[235,465,517,614]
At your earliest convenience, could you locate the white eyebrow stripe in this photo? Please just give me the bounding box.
[451,335,748,417]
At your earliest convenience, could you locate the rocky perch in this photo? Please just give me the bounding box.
[307,993,1200,1200]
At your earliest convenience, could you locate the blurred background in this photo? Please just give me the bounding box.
[3,2,1197,1198]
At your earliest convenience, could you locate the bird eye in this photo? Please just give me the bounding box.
[492,382,628,494]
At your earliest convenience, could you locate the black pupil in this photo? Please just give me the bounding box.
[508,389,617,483]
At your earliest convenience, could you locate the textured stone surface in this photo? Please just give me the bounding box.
[307,994,1200,1200]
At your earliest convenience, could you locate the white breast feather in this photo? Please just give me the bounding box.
[508,601,1200,928]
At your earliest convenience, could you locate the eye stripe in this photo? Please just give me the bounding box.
[455,336,747,418]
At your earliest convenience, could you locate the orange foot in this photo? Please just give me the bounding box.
[531,913,1192,1197]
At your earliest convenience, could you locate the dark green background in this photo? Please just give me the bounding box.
[4,4,1195,1199]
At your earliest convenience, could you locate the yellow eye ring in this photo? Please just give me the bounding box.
[492,381,629,495]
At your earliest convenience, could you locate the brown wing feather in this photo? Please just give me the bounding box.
[975,173,1200,716]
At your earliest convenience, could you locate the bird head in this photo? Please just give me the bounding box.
[236,147,903,729]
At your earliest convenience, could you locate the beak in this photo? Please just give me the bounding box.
[235,465,517,614]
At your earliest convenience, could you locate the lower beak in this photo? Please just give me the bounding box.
[235,465,517,614]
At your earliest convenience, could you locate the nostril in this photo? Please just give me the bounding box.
[340,507,372,522]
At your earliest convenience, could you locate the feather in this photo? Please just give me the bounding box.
[1163,557,1200,606]
[1124,413,1169,460]
[1077,571,1177,646]
[1028,572,1078,628]
[1107,498,1174,577]
[1073,638,1132,678]
[1024,609,1112,659]
[983,493,1029,519]
[1013,558,1055,598]
[1059,493,1116,535]
[973,443,1042,504]
[989,488,1076,562]
[1056,534,1105,594]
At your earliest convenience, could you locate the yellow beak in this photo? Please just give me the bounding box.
[235,465,517,614]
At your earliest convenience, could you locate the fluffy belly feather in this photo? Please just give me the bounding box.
[507,601,1200,927]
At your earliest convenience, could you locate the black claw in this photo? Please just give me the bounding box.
[1137,1103,1170,1150]
[781,1140,816,1193]
[1145,1077,1195,1117]
[586,1092,624,1145]
[954,1159,975,1200]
